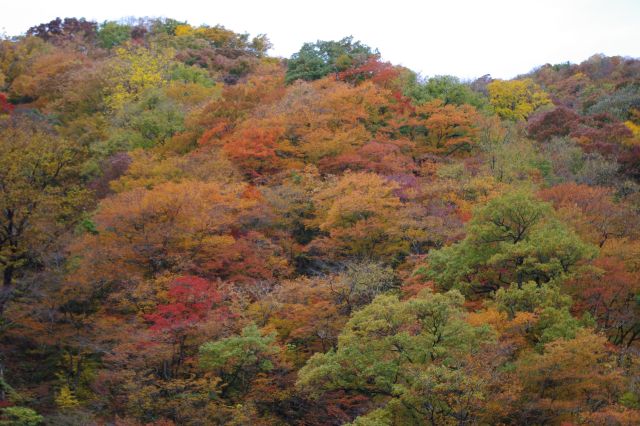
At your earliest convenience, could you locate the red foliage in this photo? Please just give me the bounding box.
[222,125,286,178]
[319,140,416,175]
[527,106,580,141]
[572,112,632,146]
[0,93,14,115]
[528,107,631,148]
[566,257,640,347]
[619,145,640,180]
[198,119,233,145]
[538,182,634,247]
[145,276,223,337]
[337,57,400,88]
[201,231,290,288]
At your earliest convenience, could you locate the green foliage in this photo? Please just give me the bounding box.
[151,18,186,36]
[285,37,376,83]
[2,15,640,426]
[495,282,585,346]
[77,217,98,235]
[0,407,43,426]
[494,281,572,317]
[97,21,131,49]
[534,306,583,345]
[480,129,549,184]
[250,34,273,56]
[621,391,640,409]
[104,88,185,151]
[200,324,278,395]
[169,63,215,87]
[405,75,488,109]
[0,375,20,403]
[297,289,493,422]
[426,190,597,293]
[346,408,393,426]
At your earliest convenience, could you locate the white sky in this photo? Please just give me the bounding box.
[2,0,640,79]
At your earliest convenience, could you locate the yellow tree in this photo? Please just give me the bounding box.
[308,172,408,262]
[516,329,629,423]
[487,78,551,121]
[0,119,89,313]
[105,45,171,110]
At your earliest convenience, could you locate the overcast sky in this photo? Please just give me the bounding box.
[2,0,639,79]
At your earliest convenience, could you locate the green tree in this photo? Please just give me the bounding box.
[96,21,131,49]
[425,190,596,294]
[297,289,494,424]
[494,282,587,346]
[169,62,215,87]
[0,407,43,426]
[405,75,488,109]
[104,88,185,151]
[199,324,279,396]
[285,37,376,83]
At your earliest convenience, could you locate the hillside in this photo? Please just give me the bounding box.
[1,17,640,425]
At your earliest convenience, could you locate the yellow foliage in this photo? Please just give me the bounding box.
[509,311,537,332]
[106,46,171,110]
[312,172,401,232]
[467,308,508,333]
[624,120,640,146]
[110,147,240,193]
[72,179,257,286]
[487,78,551,121]
[600,237,640,272]
[195,26,238,46]
[174,24,195,37]
[174,23,240,47]
[415,99,480,153]
[266,79,390,163]
[55,385,80,409]
[308,172,413,259]
[516,329,624,422]
[8,50,85,108]
[164,81,221,107]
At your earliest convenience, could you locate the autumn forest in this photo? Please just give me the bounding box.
[2,16,640,425]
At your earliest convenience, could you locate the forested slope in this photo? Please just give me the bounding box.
[1,17,640,425]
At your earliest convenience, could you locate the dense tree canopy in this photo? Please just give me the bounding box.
[0,118,88,313]
[285,37,377,83]
[1,16,640,426]
[424,190,597,294]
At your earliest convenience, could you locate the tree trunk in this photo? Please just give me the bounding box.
[0,264,14,315]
